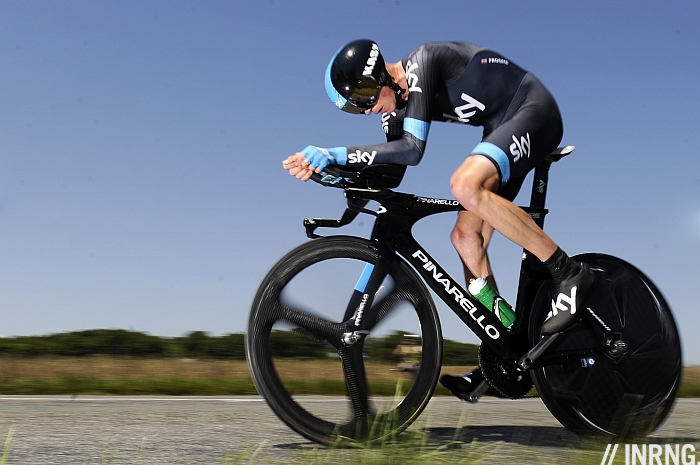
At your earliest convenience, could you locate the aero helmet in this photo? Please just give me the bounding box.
[325,39,391,114]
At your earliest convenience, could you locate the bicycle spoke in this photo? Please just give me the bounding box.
[363,287,408,332]
[278,302,345,350]
[365,274,418,331]
[338,344,373,437]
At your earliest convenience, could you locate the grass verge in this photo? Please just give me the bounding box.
[0,356,698,397]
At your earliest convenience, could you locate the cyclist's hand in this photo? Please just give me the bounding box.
[301,145,348,170]
[300,146,334,171]
[283,153,319,181]
[283,146,348,182]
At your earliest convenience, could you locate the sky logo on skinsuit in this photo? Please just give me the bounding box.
[510,132,531,162]
[348,150,377,165]
[406,60,422,93]
[454,93,485,123]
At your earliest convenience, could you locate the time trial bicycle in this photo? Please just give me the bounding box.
[246,146,682,445]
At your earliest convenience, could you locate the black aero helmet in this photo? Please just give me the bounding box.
[325,39,390,114]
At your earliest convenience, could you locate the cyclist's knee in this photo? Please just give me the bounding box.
[451,178,487,213]
[450,156,498,212]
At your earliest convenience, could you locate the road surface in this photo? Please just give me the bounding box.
[0,396,698,464]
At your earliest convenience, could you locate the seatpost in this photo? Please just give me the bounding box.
[528,161,552,228]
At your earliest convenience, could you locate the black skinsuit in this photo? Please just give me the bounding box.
[345,42,563,198]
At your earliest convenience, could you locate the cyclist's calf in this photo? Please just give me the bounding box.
[451,211,495,280]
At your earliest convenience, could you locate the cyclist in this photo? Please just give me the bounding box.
[282,39,596,400]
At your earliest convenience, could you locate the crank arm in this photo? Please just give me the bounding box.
[466,379,492,403]
[517,333,560,370]
[525,345,614,370]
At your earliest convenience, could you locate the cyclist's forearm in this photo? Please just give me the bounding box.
[346,136,425,168]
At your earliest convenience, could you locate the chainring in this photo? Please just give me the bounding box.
[479,344,534,399]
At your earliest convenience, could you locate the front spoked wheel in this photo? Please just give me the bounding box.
[246,236,442,445]
[529,254,682,439]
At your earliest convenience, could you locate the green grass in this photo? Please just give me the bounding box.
[218,415,616,465]
[1,357,698,397]
[677,381,700,398]
[0,428,11,465]
[0,425,612,465]
[1,374,698,397]
[0,375,498,397]
[0,376,258,396]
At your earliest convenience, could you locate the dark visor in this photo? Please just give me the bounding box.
[342,75,382,113]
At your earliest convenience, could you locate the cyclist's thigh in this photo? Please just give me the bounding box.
[481,74,563,188]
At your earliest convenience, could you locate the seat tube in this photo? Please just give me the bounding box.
[513,161,553,318]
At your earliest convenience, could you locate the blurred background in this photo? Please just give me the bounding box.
[1,0,699,363]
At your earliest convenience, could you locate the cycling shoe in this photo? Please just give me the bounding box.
[540,261,597,335]
[440,369,489,403]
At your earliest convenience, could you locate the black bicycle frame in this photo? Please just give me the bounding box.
[305,158,572,367]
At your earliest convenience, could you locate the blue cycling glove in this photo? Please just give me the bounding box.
[300,146,348,171]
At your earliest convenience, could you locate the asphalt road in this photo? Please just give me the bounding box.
[0,396,698,464]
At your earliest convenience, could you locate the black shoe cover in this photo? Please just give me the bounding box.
[440,370,486,402]
[540,261,597,335]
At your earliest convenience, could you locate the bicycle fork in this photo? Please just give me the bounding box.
[341,254,390,346]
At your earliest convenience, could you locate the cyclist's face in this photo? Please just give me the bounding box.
[364,86,398,115]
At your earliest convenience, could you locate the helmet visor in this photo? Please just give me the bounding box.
[343,75,381,113]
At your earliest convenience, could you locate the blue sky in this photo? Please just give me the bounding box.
[1,1,699,363]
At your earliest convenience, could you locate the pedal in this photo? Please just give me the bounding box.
[440,370,491,403]
[465,379,491,403]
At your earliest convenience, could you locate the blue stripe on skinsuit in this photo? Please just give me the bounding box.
[471,142,510,184]
[354,263,375,292]
[403,117,430,141]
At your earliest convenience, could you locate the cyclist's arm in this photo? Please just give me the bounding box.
[345,133,424,167]
[293,45,438,172]
[293,109,428,172]
[344,46,436,168]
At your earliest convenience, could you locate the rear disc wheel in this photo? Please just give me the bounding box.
[529,254,681,438]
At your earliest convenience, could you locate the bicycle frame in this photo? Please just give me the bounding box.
[304,151,613,369]
[249,147,679,444]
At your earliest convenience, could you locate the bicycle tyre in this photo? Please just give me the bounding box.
[246,236,442,445]
[528,253,682,439]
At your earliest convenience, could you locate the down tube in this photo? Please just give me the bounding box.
[396,236,521,362]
